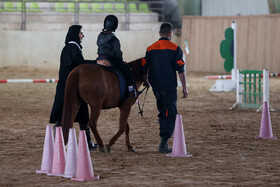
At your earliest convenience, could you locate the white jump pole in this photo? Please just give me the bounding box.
[263,70,269,103]
[229,69,241,110]
[0,79,58,83]
[257,69,273,112]
[237,69,242,105]
[231,21,237,81]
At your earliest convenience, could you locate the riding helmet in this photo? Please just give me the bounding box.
[103,15,118,32]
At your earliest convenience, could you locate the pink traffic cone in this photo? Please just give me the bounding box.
[167,114,192,157]
[72,130,99,181]
[36,125,54,174]
[256,101,277,139]
[48,126,66,176]
[63,128,78,178]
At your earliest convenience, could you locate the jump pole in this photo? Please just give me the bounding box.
[0,79,58,83]
[232,20,237,81]
[205,72,280,80]
[259,70,275,112]
[178,38,190,87]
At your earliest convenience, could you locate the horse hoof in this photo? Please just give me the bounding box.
[99,147,105,153]
[128,147,136,153]
[106,145,111,153]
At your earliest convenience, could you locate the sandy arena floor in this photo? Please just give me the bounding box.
[0,66,279,186]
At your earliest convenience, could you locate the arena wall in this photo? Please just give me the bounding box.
[202,0,269,16]
[0,30,180,69]
[181,14,280,73]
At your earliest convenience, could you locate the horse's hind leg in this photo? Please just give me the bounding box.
[88,106,104,152]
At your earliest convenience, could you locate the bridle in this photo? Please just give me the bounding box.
[137,86,149,117]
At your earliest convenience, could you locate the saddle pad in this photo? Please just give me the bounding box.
[98,65,127,98]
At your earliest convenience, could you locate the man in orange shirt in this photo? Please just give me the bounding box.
[142,23,188,153]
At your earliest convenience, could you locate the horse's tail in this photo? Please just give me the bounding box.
[61,70,80,145]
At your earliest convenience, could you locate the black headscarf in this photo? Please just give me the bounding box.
[65,25,83,49]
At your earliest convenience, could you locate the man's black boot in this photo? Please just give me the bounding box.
[158,137,172,154]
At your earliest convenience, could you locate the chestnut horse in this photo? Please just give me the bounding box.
[61,58,144,152]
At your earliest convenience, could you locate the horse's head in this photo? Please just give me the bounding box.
[127,58,144,89]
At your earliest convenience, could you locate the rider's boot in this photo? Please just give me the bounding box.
[128,85,137,98]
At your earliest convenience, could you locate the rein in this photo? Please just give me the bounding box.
[137,86,149,117]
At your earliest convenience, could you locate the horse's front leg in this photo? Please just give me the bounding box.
[125,122,135,152]
[107,105,133,152]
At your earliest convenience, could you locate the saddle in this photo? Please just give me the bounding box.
[97,61,127,98]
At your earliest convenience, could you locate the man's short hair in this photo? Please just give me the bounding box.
[160,22,173,35]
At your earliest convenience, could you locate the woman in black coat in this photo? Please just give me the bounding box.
[49,25,97,150]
